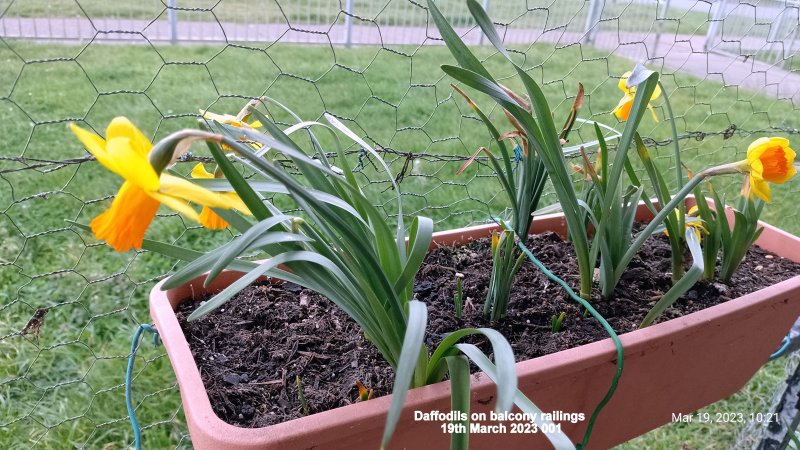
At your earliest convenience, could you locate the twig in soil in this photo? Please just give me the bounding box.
[250,380,283,386]
[297,351,330,361]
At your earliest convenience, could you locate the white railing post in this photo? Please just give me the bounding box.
[344,0,354,47]
[767,6,787,64]
[653,0,672,55]
[583,0,604,45]
[168,0,178,44]
[704,0,728,52]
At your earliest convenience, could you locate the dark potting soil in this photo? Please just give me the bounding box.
[176,229,800,428]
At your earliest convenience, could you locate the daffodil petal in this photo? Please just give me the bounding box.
[159,173,230,208]
[202,110,243,127]
[747,137,771,153]
[105,137,160,191]
[613,94,634,120]
[106,117,153,159]
[775,145,797,183]
[147,191,201,222]
[648,104,659,123]
[191,163,215,179]
[201,110,226,122]
[748,156,764,179]
[90,181,160,252]
[70,123,119,173]
[651,82,662,100]
[784,159,798,183]
[768,137,790,149]
[221,192,252,215]
[618,71,632,92]
[749,175,772,203]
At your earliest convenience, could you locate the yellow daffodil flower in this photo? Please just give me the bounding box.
[612,71,662,122]
[200,110,262,129]
[664,206,707,240]
[200,110,263,151]
[190,163,251,229]
[744,137,797,203]
[70,117,235,252]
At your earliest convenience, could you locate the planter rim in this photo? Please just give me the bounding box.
[149,203,800,446]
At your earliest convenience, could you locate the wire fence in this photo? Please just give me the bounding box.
[1,0,800,449]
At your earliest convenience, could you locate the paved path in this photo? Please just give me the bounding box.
[2,16,798,101]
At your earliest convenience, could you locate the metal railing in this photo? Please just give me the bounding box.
[2,1,795,68]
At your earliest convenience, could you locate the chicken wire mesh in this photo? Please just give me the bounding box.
[1,0,800,448]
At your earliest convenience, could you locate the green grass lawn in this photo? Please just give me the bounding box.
[0,38,799,449]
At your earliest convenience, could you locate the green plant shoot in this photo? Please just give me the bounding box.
[132,103,574,450]
[485,229,526,321]
[551,312,566,333]
[454,272,464,319]
[719,191,765,283]
[431,0,663,301]
[296,376,310,416]
[691,183,724,281]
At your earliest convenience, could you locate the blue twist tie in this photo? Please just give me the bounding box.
[126,324,160,450]
[513,143,523,162]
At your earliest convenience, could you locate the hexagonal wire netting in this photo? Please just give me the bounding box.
[1,0,800,448]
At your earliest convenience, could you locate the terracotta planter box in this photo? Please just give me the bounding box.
[150,202,800,449]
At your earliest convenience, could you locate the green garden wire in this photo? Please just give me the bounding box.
[770,335,792,361]
[514,237,624,450]
[126,324,160,450]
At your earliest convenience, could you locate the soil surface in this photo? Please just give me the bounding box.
[177,228,800,428]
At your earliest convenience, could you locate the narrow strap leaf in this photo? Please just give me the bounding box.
[204,215,299,286]
[381,300,427,450]
[66,220,258,280]
[206,140,272,221]
[640,229,704,327]
[187,251,353,321]
[456,344,576,450]
[426,0,495,82]
[445,355,471,450]
[393,216,433,295]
